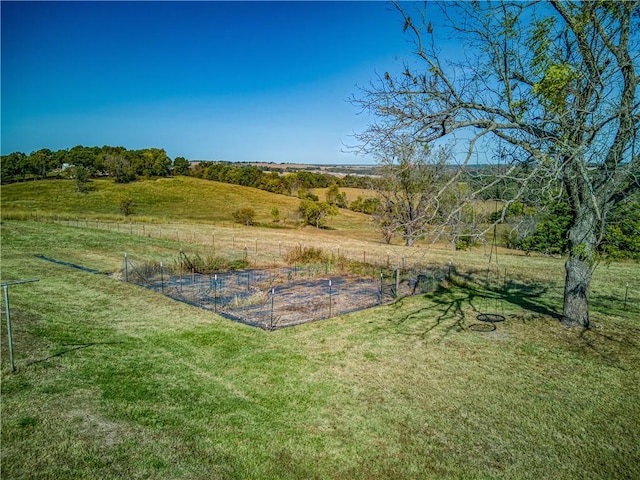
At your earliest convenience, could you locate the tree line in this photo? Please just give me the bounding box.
[188,161,372,193]
[0,145,380,221]
[1,146,372,190]
[1,145,172,183]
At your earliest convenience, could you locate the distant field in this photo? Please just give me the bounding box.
[1,178,639,479]
[0,177,375,233]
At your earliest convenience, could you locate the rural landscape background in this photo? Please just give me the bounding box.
[2,166,639,478]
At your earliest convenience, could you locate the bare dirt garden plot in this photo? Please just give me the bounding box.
[123,256,449,330]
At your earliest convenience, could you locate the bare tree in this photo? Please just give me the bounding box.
[373,137,459,246]
[352,1,639,327]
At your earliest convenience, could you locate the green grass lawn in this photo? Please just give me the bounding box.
[1,181,640,479]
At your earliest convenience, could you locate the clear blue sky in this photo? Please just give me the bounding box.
[1,1,419,163]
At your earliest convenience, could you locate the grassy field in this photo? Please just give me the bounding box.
[0,177,374,232]
[1,179,639,479]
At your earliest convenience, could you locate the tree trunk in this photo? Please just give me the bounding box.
[562,207,597,328]
[562,254,592,328]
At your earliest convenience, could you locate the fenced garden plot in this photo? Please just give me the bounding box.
[122,253,449,329]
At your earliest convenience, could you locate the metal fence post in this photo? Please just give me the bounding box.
[3,285,15,372]
[214,274,218,312]
[270,288,275,330]
[329,279,333,317]
[124,253,128,282]
[2,279,39,372]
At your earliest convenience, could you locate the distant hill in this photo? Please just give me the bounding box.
[0,176,374,233]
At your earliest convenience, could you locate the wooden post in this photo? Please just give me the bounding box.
[395,268,400,298]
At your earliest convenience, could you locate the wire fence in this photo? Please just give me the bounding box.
[21,215,639,324]
[122,252,450,330]
[38,215,462,271]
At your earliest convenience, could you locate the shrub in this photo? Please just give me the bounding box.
[285,244,328,264]
[455,232,480,251]
[119,196,136,216]
[179,253,249,274]
[233,207,256,226]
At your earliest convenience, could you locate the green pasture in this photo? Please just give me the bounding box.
[1,179,639,479]
[0,177,374,234]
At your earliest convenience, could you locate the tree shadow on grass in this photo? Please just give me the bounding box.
[376,275,564,341]
[452,267,562,320]
[500,280,563,321]
[378,287,479,341]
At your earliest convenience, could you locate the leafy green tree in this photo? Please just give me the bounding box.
[69,165,91,193]
[270,207,281,223]
[298,199,337,228]
[325,184,348,208]
[349,195,380,215]
[1,152,27,182]
[297,188,319,201]
[293,171,331,189]
[66,145,100,170]
[151,149,171,177]
[105,154,136,183]
[173,157,190,176]
[257,172,290,195]
[601,193,640,260]
[29,149,54,179]
[353,2,639,327]
[517,202,572,255]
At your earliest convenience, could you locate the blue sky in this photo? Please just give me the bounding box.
[2,1,420,163]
